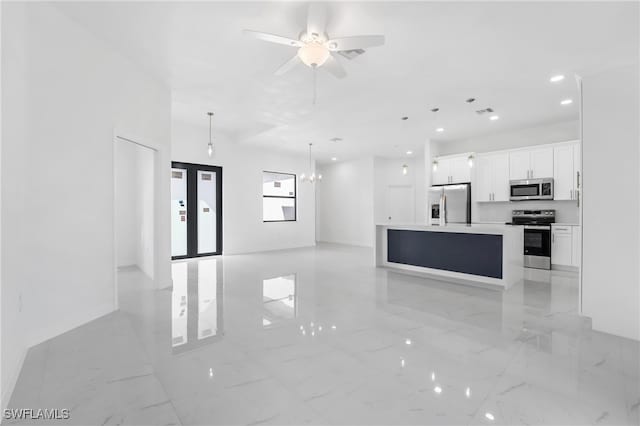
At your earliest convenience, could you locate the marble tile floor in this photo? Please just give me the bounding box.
[7,244,640,425]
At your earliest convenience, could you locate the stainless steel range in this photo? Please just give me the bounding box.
[511,209,555,270]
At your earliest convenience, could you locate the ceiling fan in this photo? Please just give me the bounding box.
[243,3,385,79]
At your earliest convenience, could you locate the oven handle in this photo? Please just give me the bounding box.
[524,225,551,230]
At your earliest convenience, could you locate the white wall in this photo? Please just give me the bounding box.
[373,156,426,225]
[316,158,375,247]
[115,140,154,279]
[115,141,139,267]
[171,120,315,255]
[435,120,579,156]
[1,2,172,408]
[434,121,581,224]
[582,63,639,341]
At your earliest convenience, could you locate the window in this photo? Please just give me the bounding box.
[263,171,296,222]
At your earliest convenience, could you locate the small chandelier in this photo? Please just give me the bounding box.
[300,143,322,183]
[206,112,214,157]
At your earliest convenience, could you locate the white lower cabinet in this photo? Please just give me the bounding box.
[551,225,572,266]
[571,225,581,267]
[551,225,581,268]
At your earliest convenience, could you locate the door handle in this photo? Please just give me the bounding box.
[570,189,573,200]
[576,190,580,207]
[576,171,580,189]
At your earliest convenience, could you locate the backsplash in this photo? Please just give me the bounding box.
[473,200,579,224]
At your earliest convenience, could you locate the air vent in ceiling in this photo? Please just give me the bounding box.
[475,107,494,115]
[337,49,366,60]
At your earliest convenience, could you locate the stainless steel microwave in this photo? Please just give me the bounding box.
[509,178,554,201]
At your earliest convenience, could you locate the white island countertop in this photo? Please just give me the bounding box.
[375,222,523,290]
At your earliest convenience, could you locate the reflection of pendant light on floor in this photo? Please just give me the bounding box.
[300,143,322,183]
[207,112,214,157]
[402,164,408,175]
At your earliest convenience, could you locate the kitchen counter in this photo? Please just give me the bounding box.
[374,223,523,289]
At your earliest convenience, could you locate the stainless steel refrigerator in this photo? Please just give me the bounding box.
[428,183,471,225]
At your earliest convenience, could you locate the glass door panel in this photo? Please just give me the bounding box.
[197,170,217,254]
[171,168,188,257]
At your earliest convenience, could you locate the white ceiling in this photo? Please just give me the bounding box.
[55,1,639,162]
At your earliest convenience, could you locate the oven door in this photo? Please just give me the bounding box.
[523,225,551,257]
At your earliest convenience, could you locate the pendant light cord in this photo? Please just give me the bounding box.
[312,66,317,105]
[208,112,213,145]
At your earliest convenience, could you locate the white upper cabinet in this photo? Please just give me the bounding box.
[432,154,472,185]
[492,153,511,201]
[509,147,554,180]
[509,150,530,180]
[450,156,471,184]
[553,141,580,201]
[530,147,554,178]
[475,155,493,202]
[432,159,451,185]
[475,152,510,202]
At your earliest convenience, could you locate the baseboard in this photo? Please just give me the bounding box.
[316,240,374,249]
[28,302,116,348]
[223,243,316,256]
[552,264,579,272]
[1,347,27,413]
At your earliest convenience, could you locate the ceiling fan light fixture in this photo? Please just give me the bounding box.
[298,43,330,67]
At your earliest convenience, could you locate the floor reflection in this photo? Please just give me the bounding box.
[171,258,224,354]
[262,274,296,328]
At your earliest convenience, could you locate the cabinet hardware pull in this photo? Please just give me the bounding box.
[576,171,580,189]
[570,189,573,200]
[577,190,580,207]
[552,233,555,243]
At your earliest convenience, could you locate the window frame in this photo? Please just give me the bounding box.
[262,171,297,222]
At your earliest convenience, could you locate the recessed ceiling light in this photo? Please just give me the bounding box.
[436,128,444,132]
[560,99,573,105]
[489,115,500,121]
[406,150,413,155]
[330,137,342,142]
[331,157,337,161]
[550,74,565,83]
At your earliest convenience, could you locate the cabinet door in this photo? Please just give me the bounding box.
[491,152,511,201]
[530,147,554,179]
[552,227,572,266]
[432,158,450,185]
[474,155,492,202]
[509,150,530,180]
[571,225,581,267]
[553,145,574,200]
[450,156,471,183]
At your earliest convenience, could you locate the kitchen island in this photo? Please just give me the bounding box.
[375,223,523,289]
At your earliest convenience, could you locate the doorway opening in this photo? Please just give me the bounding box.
[171,162,222,259]
[114,136,156,308]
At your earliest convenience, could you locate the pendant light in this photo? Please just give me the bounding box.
[300,143,322,183]
[207,112,214,157]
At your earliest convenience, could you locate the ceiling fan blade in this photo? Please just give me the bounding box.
[275,55,301,76]
[322,54,347,79]
[307,3,328,39]
[326,35,385,52]
[243,29,303,47]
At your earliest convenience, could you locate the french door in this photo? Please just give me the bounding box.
[171,162,222,259]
